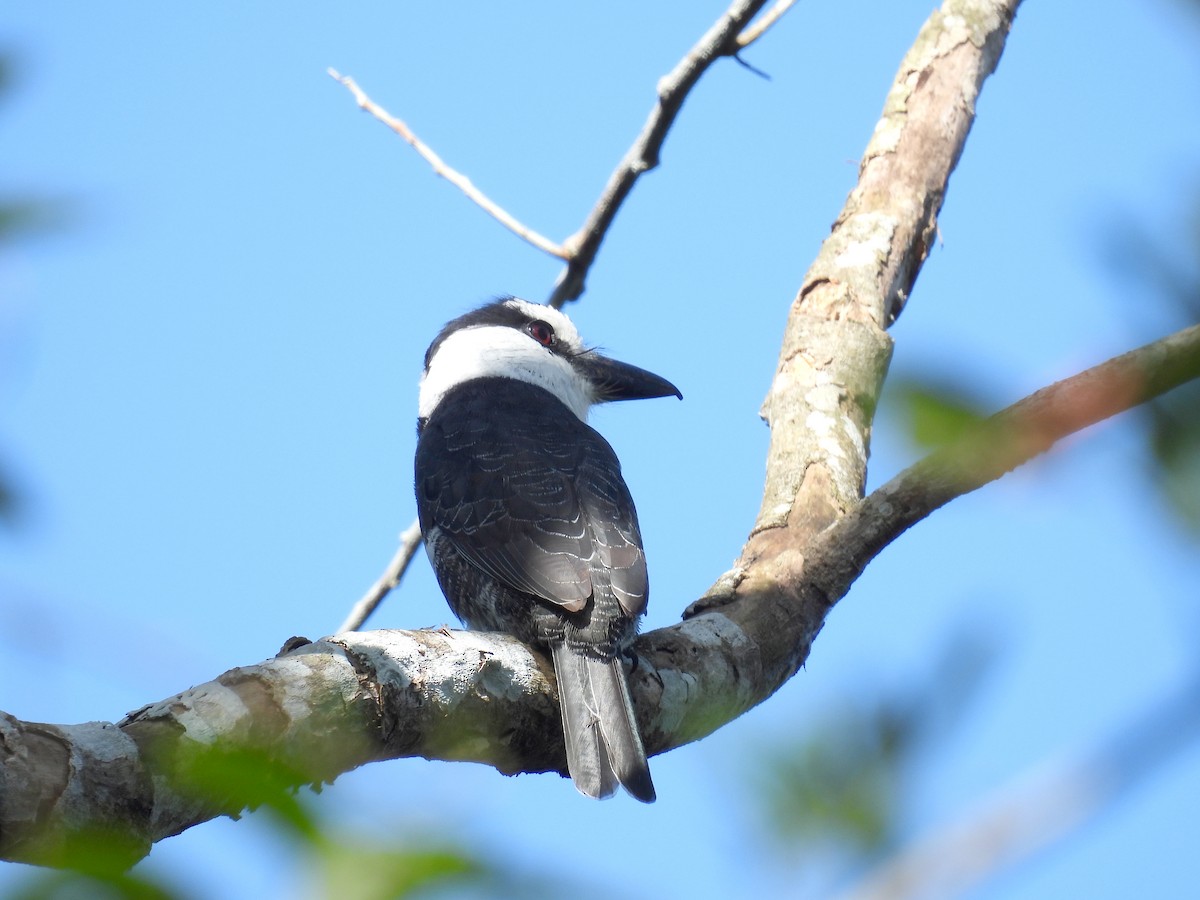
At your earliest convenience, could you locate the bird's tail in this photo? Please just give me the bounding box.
[550,642,656,803]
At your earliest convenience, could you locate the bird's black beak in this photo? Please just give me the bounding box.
[578,354,682,403]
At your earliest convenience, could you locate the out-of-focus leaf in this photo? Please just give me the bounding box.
[317,842,486,900]
[0,198,71,242]
[1,52,71,532]
[1145,385,1200,533]
[0,472,18,523]
[756,704,906,853]
[175,745,323,844]
[749,626,998,863]
[311,827,583,900]
[1101,184,1200,536]
[9,735,570,898]
[892,379,990,449]
[10,862,184,900]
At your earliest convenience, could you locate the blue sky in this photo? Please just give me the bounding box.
[2,1,1199,897]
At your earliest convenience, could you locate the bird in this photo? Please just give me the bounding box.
[414,297,680,802]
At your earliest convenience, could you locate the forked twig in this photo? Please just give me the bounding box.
[329,0,795,311]
[548,0,774,307]
[736,0,798,49]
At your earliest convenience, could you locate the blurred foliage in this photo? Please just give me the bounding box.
[9,870,179,900]
[0,50,70,528]
[0,52,43,525]
[0,52,19,524]
[8,746,529,900]
[1144,392,1200,532]
[0,51,67,242]
[0,196,67,244]
[889,379,990,450]
[1102,185,1200,535]
[0,467,18,525]
[750,626,997,870]
[816,145,1200,897]
[888,186,1200,534]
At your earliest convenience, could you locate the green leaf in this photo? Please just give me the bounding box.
[892,379,990,449]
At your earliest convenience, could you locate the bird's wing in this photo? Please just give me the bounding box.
[575,447,648,617]
[417,384,652,613]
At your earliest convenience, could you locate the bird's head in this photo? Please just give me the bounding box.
[419,297,681,421]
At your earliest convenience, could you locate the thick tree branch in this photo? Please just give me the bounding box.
[1,632,550,867]
[0,622,758,866]
[687,0,1023,696]
[11,340,1200,865]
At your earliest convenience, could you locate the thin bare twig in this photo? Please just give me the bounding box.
[327,68,567,260]
[736,0,797,48]
[547,0,772,308]
[337,520,424,633]
[332,2,783,310]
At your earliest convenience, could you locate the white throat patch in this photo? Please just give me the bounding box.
[419,306,594,421]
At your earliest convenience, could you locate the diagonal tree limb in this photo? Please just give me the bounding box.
[684,0,1025,697]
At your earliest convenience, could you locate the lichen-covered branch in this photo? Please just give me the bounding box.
[8,316,1200,866]
[0,620,767,867]
[4,313,1197,866]
[0,632,552,867]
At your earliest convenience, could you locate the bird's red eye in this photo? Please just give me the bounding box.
[527,320,556,347]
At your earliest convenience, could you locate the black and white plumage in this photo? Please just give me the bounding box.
[414,297,680,802]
